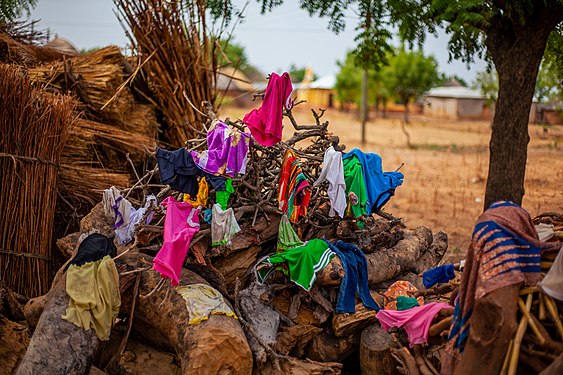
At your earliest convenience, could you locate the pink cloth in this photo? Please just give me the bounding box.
[376,302,452,347]
[153,196,200,286]
[243,72,293,146]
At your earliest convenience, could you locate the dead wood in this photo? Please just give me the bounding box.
[331,303,378,337]
[360,324,399,375]
[307,332,360,363]
[272,324,322,356]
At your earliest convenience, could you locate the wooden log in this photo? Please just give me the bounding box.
[257,356,343,375]
[17,273,100,375]
[316,256,345,287]
[307,332,360,363]
[0,282,30,375]
[332,303,378,337]
[453,284,520,375]
[272,324,322,356]
[429,316,452,337]
[271,289,328,326]
[414,231,448,273]
[359,325,399,375]
[213,245,261,291]
[239,283,280,365]
[228,215,281,253]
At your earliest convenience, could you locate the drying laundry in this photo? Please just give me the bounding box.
[277,214,303,253]
[255,239,335,291]
[313,146,346,218]
[114,195,157,245]
[535,222,555,241]
[211,203,241,246]
[422,264,456,289]
[176,283,237,325]
[243,72,293,146]
[442,201,561,374]
[383,280,425,310]
[278,149,311,223]
[62,255,121,341]
[343,149,404,213]
[190,120,251,177]
[67,233,117,270]
[156,147,226,196]
[216,178,234,210]
[102,186,132,230]
[540,245,563,301]
[377,302,452,347]
[324,240,380,313]
[153,196,200,286]
[397,296,420,311]
[342,155,368,218]
[183,177,208,208]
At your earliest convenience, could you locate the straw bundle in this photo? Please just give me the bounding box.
[115,0,218,146]
[0,64,76,297]
[0,32,64,66]
[28,46,136,123]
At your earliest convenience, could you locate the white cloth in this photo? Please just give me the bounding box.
[535,223,555,242]
[211,203,241,246]
[313,146,346,218]
[102,186,132,228]
[114,195,157,245]
[540,246,563,301]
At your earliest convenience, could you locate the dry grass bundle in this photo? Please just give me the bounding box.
[0,32,64,66]
[115,0,218,146]
[0,64,76,297]
[28,46,136,122]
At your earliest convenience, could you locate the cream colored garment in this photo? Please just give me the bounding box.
[62,255,121,341]
[176,283,237,325]
[541,246,563,301]
[102,186,132,228]
[313,146,346,218]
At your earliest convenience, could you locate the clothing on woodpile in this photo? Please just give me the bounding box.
[278,149,311,223]
[423,263,456,288]
[176,283,237,325]
[313,145,347,218]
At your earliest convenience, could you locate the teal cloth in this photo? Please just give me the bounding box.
[396,296,420,311]
[255,239,335,291]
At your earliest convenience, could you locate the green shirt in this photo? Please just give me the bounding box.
[255,239,335,290]
[342,155,368,218]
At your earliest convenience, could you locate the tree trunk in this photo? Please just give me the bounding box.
[484,5,563,208]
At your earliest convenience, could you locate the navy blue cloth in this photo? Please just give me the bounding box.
[66,233,116,270]
[156,147,226,195]
[423,263,455,288]
[324,240,380,313]
[342,149,404,213]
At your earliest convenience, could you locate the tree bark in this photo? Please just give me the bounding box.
[484,3,563,208]
[359,324,399,375]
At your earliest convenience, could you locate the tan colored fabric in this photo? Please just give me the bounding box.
[62,255,121,341]
[541,246,563,301]
[176,283,237,325]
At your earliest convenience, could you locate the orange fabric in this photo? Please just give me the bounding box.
[383,280,424,310]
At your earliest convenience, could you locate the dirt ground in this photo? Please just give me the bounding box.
[221,104,563,261]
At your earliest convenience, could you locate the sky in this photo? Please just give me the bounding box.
[26,0,487,83]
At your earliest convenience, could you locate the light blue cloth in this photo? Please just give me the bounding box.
[342,149,404,213]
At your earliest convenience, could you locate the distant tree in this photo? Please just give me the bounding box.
[334,51,387,111]
[287,63,317,83]
[0,0,36,22]
[382,48,439,122]
[473,70,499,107]
[537,31,563,103]
[218,39,263,81]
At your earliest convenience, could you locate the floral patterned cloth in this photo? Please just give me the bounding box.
[383,280,424,310]
[191,120,251,178]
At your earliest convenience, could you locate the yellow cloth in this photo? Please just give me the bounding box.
[183,177,208,207]
[176,283,237,325]
[61,255,121,341]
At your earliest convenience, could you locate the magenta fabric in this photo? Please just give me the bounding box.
[376,302,452,347]
[153,196,200,286]
[190,121,251,177]
[242,72,293,146]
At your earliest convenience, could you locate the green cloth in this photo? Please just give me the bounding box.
[255,239,335,291]
[216,178,234,210]
[277,214,303,253]
[396,296,420,311]
[342,155,368,218]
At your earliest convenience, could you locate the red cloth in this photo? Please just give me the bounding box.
[243,72,293,146]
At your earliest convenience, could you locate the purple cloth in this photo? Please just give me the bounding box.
[191,121,251,177]
[243,72,293,146]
